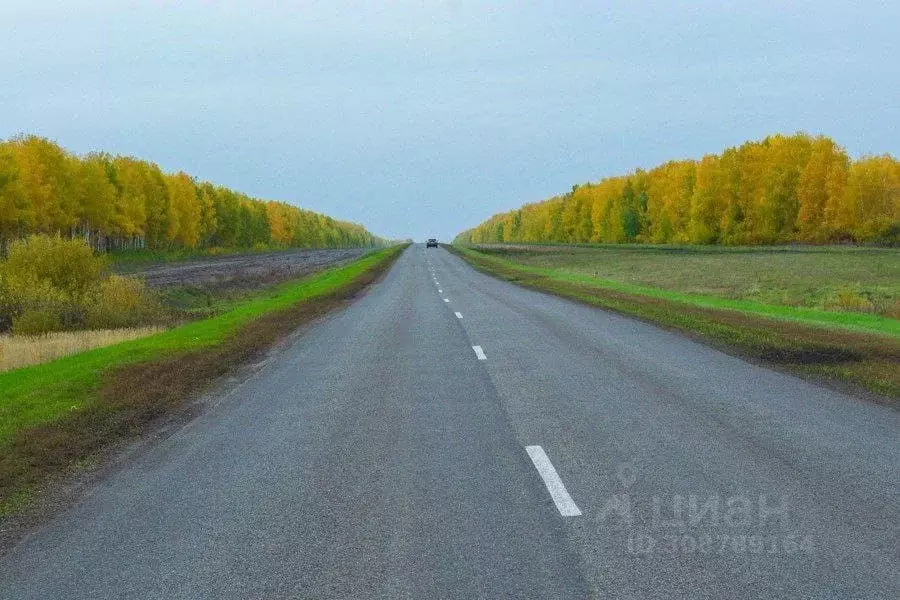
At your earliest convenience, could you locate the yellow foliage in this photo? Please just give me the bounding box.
[0,235,161,333]
[84,275,162,330]
[0,135,383,251]
[457,133,899,246]
[2,234,104,303]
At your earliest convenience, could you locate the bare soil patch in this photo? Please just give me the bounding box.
[117,247,370,289]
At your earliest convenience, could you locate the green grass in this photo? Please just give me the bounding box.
[0,487,30,517]
[451,245,899,399]
[159,267,343,317]
[0,247,399,448]
[471,245,900,336]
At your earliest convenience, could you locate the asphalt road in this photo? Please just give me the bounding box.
[2,245,898,599]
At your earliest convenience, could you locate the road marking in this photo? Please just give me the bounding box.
[438,289,443,293]
[454,311,463,319]
[472,345,486,360]
[443,298,450,303]
[525,446,582,517]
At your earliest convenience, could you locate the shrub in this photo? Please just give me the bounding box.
[835,289,875,313]
[886,300,900,320]
[0,274,11,331]
[11,310,62,336]
[84,276,162,329]
[0,235,164,334]
[3,235,104,302]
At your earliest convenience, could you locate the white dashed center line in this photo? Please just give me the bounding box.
[472,345,486,360]
[454,312,463,319]
[438,289,443,293]
[525,446,582,517]
[443,298,450,303]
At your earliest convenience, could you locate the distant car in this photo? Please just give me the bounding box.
[426,238,438,248]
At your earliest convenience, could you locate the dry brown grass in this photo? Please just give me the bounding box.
[0,327,164,372]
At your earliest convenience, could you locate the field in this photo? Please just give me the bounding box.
[118,246,373,317]
[0,246,404,513]
[114,247,370,289]
[452,245,900,398]
[475,244,900,318]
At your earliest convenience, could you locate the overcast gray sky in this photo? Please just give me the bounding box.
[3,1,898,240]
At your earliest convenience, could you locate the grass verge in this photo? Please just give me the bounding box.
[0,245,405,511]
[449,245,900,400]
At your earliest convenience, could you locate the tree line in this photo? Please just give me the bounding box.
[456,133,899,246]
[0,135,385,252]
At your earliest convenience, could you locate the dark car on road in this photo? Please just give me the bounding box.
[426,238,438,248]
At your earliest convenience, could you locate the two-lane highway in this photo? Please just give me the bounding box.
[2,245,898,599]
[427,245,900,598]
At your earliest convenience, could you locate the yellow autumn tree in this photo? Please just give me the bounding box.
[456,133,898,246]
[0,135,384,252]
